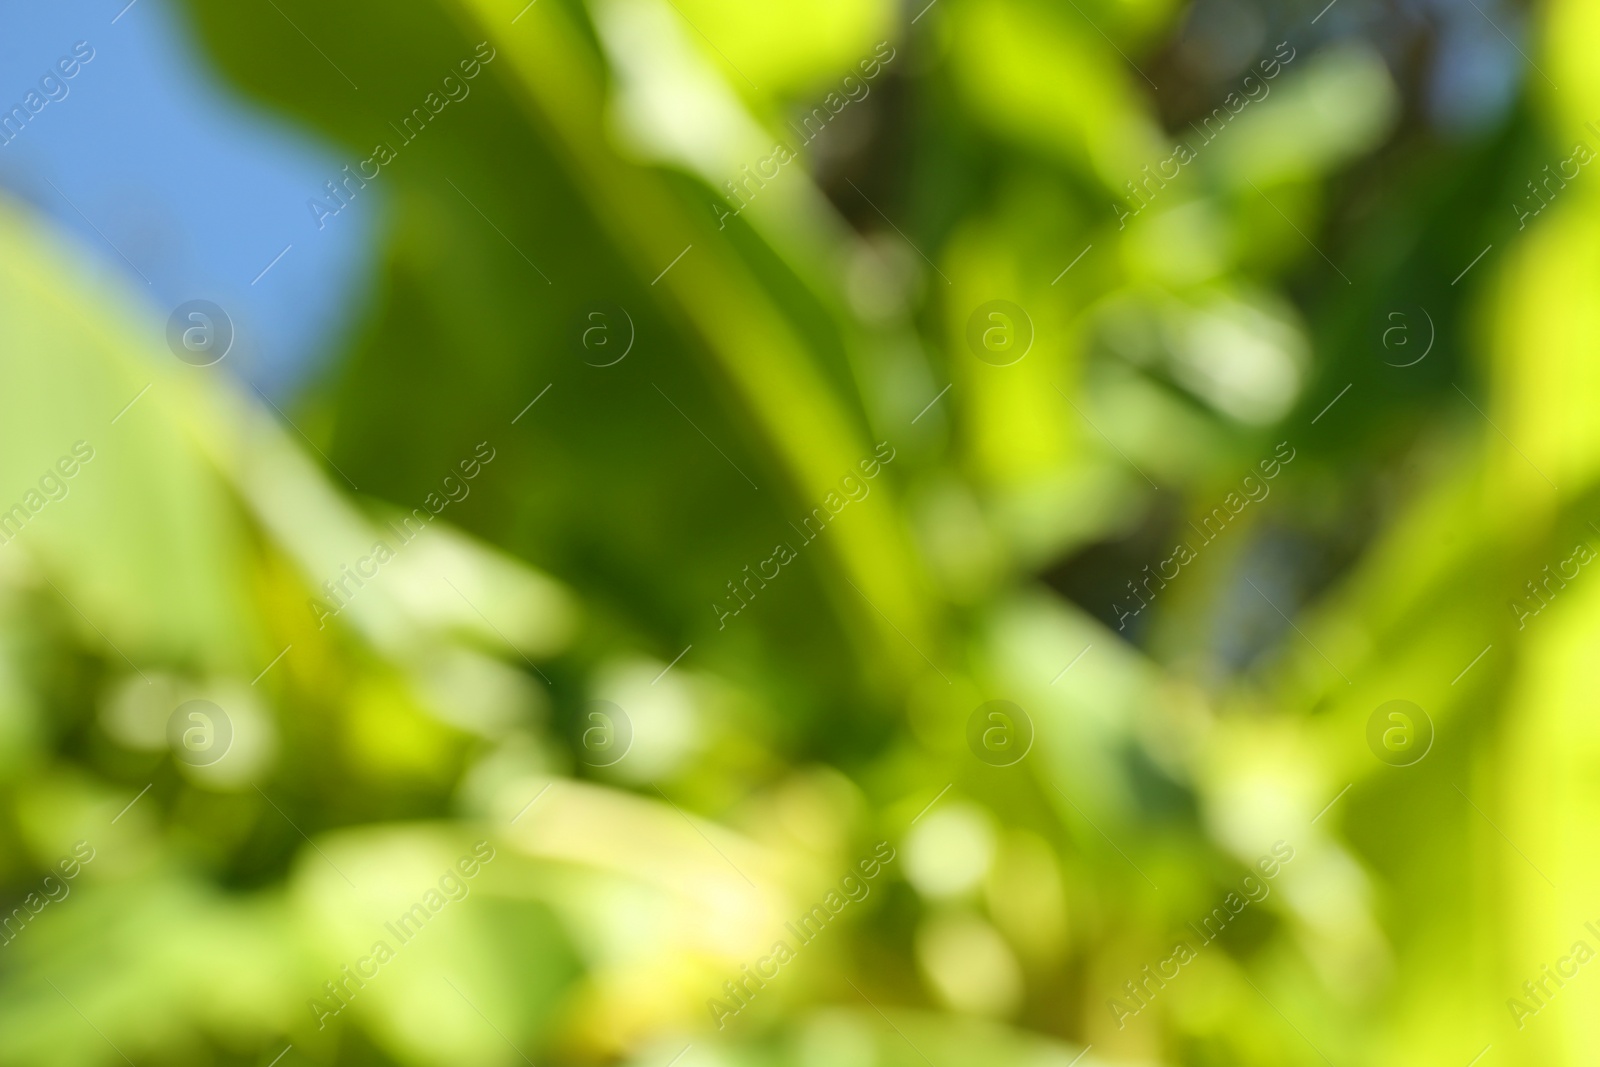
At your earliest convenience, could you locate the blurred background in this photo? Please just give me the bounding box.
[1,0,1597,1063]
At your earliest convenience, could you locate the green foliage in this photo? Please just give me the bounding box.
[4,0,1600,1063]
